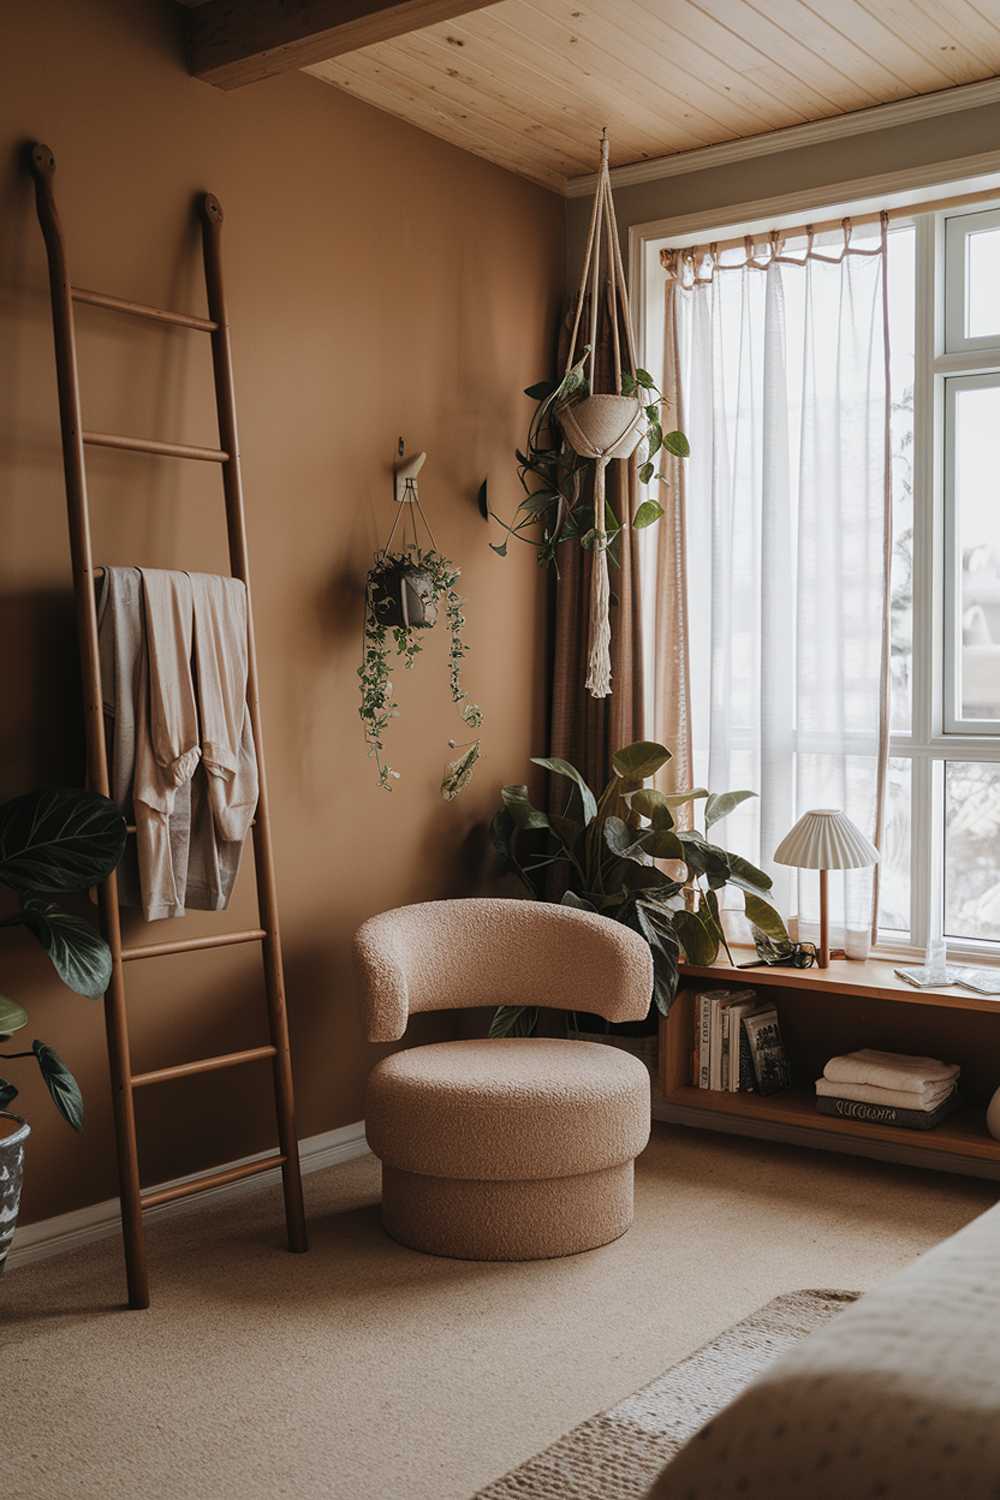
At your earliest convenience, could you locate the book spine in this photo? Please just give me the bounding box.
[698,996,711,1089]
[738,1028,756,1092]
[816,1094,959,1131]
[720,1007,731,1093]
[709,999,723,1090]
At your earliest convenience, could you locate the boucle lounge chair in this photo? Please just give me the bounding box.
[353,898,653,1261]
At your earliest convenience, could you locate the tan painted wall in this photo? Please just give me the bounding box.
[1,0,562,1225]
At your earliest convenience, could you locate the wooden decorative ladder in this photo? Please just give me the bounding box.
[27,142,308,1309]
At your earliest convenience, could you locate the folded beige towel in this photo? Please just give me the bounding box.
[823,1048,959,1095]
[815,1077,957,1112]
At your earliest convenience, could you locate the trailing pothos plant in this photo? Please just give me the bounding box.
[0,787,127,1129]
[489,741,788,1037]
[359,546,483,797]
[490,355,690,569]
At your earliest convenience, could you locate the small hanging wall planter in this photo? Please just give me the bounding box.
[359,443,483,798]
[490,131,690,701]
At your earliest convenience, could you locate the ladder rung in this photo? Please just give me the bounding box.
[132,1044,277,1089]
[72,285,218,333]
[121,928,267,962]
[83,430,229,463]
[141,1153,285,1210]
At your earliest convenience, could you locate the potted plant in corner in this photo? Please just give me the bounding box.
[0,787,127,1274]
[488,741,789,1067]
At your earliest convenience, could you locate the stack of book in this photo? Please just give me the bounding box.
[815,1049,961,1131]
[692,989,792,1096]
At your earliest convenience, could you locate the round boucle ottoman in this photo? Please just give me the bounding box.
[366,1037,651,1261]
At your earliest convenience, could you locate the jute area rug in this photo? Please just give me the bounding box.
[473,1288,857,1500]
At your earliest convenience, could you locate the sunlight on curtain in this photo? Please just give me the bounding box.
[658,225,891,945]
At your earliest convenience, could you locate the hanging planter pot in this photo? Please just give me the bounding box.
[561,392,644,461]
[369,556,439,631]
[0,1113,30,1276]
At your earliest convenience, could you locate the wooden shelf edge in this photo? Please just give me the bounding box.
[663,1083,1000,1162]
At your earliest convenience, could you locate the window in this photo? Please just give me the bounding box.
[646,199,1000,955]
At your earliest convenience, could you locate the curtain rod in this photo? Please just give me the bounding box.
[661,180,1000,262]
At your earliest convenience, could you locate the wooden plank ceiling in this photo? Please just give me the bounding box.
[305,0,1000,192]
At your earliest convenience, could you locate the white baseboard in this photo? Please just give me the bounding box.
[5,1119,369,1274]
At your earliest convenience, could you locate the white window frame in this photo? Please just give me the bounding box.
[944,206,1000,353]
[629,160,1000,963]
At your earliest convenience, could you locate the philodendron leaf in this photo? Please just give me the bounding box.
[704,789,756,831]
[677,832,731,889]
[662,788,709,808]
[612,741,672,781]
[32,1040,83,1130]
[727,852,774,894]
[639,827,685,861]
[634,900,680,1017]
[674,906,720,967]
[531,757,598,824]
[500,785,550,832]
[663,430,690,458]
[0,995,28,1038]
[0,788,126,895]
[21,899,112,998]
[629,789,675,830]
[0,1078,17,1110]
[633,500,664,528]
[744,892,789,943]
[489,1005,538,1039]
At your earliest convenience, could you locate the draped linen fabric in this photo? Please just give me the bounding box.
[655,225,892,943]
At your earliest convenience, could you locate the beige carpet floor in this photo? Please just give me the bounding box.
[4,1124,997,1500]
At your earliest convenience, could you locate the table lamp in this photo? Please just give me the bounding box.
[773,810,880,968]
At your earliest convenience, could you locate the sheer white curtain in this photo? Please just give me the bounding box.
[658,226,891,944]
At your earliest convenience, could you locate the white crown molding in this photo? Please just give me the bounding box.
[5,1118,369,1274]
[565,76,1000,199]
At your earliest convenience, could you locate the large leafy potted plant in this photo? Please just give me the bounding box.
[489,741,788,1038]
[0,787,127,1273]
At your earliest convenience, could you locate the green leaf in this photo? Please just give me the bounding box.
[500,785,551,832]
[531,757,598,824]
[612,741,672,781]
[640,826,685,861]
[524,380,557,401]
[635,368,655,389]
[727,852,774,894]
[663,430,690,458]
[32,1040,83,1130]
[662,787,709,808]
[0,996,28,1038]
[704,789,757,831]
[633,499,664,529]
[677,832,730,889]
[621,372,637,396]
[560,890,596,913]
[0,1078,17,1110]
[0,788,126,895]
[674,906,720,966]
[638,461,654,485]
[489,1005,538,1038]
[634,901,680,1017]
[629,788,675,829]
[744,893,788,943]
[489,540,509,557]
[21,899,112,997]
[517,491,560,517]
[604,816,651,865]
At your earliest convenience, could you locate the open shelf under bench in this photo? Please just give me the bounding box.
[656,957,1000,1180]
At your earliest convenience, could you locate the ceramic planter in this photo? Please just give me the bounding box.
[560,393,644,461]
[0,1112,30,1275]
[369,559,438,630]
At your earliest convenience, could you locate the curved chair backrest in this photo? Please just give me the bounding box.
[354,897,653,1043]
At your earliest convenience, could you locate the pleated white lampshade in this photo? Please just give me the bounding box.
[773,809,880,871]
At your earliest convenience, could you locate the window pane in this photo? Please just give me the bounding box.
[967,227,1000,340]
[952,382,1000,722]
[878,757,911,936]
[945,761,1000,942]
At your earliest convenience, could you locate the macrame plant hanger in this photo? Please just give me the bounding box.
[562,129,644,698]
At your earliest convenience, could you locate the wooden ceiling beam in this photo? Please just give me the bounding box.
[186,0,500,89]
